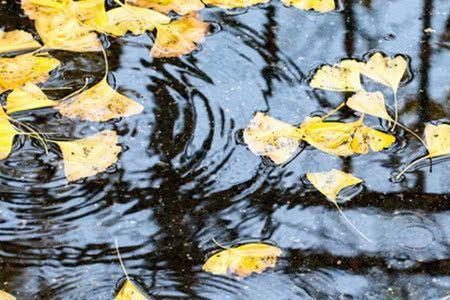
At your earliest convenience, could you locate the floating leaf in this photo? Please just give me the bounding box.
[128,0,205,15]
[90,4,171,36]
[116,280,149,300]
[243,112,302,164]
[202,243,282,277]
[57,78,144,121]
[34,13,102,52]
[202,0,269,9]
[300,117,395,156]
[0,53,60,94]
[310,60,363,92]
[0,30,41,53]
[424,124,450,158]
[71,0,108,26]
[7,82,58,114]
[0,107,20,160]
[151,13,209,58]
[56,130,121,182]
[21,0,71,19]
[307,169,363,202]
[0,290,15,300]
[346,91,392,121]
[360,52,407,92]
[282,0,335,12]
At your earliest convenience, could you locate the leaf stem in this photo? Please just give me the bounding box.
[333,202,374,244]
[395,155,430,180]
[114,239,130,281]
[392,90,398,131]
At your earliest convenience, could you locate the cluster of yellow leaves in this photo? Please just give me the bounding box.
[243,111,395,164]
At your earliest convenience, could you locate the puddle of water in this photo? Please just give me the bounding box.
[0,0,450,299]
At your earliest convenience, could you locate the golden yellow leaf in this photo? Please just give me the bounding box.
[115,280,149,300]
[306,169,363,201]
[310,60,363,92]
[34,13,102,52]
[346,91,392,121]
[151,13,209,58]
[0,30,41,53]
[300,117,395,156]
[89,4,171,36]
[57,78,144,121]
[202,0,269,9]
[243,112,302,164]
[202,243,282,277]
[56,130,121,182]
[0,53,60,94]
[6,82,58,114]
[21,0,71,19]
[0,106,19,160]
[360,52,407,92]
[424,124,450,158]
[71,0,108,25]
[0,290,15,300]
[282,0,335,12]
[128,0,205,15]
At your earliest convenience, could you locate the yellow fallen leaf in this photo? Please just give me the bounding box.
[300,117,395,156]
[346,91,392,121]
[396,124,450,179]
[0,106,19,160]
[307,169,363,201]
[56,130,121,182]
[0,290,15,300]
[360,52,407,92]
[57,78,144,121]
[128,0,205,15]
[424,124,450,158]
[282,0,335,12]
[202,0,269,9]
[89,4,171,36]
[21,0,71,19]
[0,53,60,94]
[202,243,282,277]
[115,280,149,300]
[71,0,108,26]
[34,13,102,52]
[7,82,58,114]
[310,60,363,92]
[0,30,41,53]
[151,13,209,58]
[243,112,302,164]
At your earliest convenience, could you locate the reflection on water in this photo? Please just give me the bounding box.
[1,0,450,299]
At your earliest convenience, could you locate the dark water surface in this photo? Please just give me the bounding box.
[1,0,450,299]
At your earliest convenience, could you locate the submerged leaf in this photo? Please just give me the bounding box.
[202,0,269,9]
[57,78,144,121]
[360,52,407,92]
[128,0,205,15]
[151,13,209,58]
[7,82,58,114]
[310,60,363,92]
[56,130,121,182]
[0,30,41,53]
[346,91,392,121]
[0,53,60,94]
[0,290,15,300]
[34,13,102,52]
[0,107,19,160]
[90,4,171,36]
[307,169,363,201]
[202,243,282,277]
[424,124,450,158]
[115,280,149,300]
[243,112,302,164]
[282,0,335,12]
